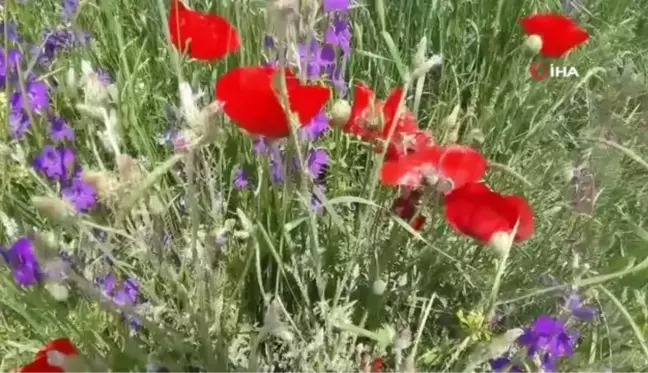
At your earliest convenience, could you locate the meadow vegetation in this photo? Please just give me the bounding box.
[1,0,648,371]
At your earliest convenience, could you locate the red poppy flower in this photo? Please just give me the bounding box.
[215,66,330,138]
[520,13,588,58]
[444,182,534,245]
[168,0,240,61]
[343,83,417,139]
[380,145,487,192]
[17,338,78,373]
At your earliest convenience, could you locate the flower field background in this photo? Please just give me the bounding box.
[2,0,648,371]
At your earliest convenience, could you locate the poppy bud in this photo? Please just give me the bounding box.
[330,99,351,128]
[488,231,513,257]
[524,35,543,54]
[372,279,387,295]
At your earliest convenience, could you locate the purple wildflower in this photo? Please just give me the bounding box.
[489,356,524,372]
[1,237,42,286]
[112,277,139,306]
[563,292,597,321]
[233,166,250,190]
[9,93,30,139]
[32,29,79,65]
[9,79,49,120]
[324,60,349,96]
[323,0,350,12]
[298,40,335,80]
[255,139,285,184]
[26,79,50,112]
[62,0,79,20]
[97,69,111,86]
[518,315,577,358]
[0,20,21,42]
[311,184,326,212]
[252,137,269,155]
[49,116,75,141]
[325,16,351,55]
[96,273,144,331]
[270,153,285,184]
[263,35,274,48]
[299,110,329,141]
[307,148,329,179]
[0,47,21,88]
[33,145,76,181]
[62,178,97,211]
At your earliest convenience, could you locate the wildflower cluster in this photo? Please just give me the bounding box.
[3,0,601,371]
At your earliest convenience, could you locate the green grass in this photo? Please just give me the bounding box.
[2,0,648,371]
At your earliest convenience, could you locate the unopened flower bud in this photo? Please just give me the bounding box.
[489,231,513,257]
[372,279,387,295]
[524,35,543,54]
[329,100,351,128]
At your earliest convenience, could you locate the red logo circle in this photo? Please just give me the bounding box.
[529,62,549,80]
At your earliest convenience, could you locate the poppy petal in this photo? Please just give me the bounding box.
[344,83,374,134]
[503,195,534,241]
[381,87,404,136]
[541,27,588,57]
[380,161,423,187]
[520,13,577,34]
[519,13,588,58]
[168,0,240,61]
[18,357,62,373]
[437,145,488,191]
[444,183,534,244]
[216,66,329,138]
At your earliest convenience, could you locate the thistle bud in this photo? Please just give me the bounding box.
[524,35,543,54]
[329,100,351,128]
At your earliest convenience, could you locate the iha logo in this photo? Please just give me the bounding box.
[529,62,580,80]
